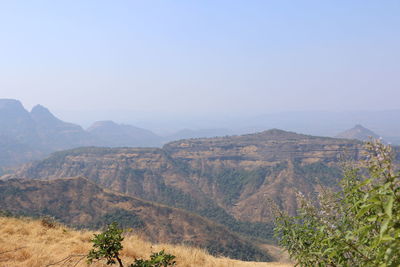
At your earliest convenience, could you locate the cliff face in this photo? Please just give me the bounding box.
[12,130,362,226]
[14,147,213,211]
[163,129,362,221]
[3,129,374,261]
[0,177,270,261]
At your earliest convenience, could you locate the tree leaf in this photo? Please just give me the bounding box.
[384,195,394,218]
[380,218,390,238]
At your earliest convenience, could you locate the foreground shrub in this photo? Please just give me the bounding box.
[130,250,176,267]
[87,222,124,266]
[87,222,176,267]
[272,140,400,266]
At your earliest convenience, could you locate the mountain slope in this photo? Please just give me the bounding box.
[0,134,44,167]
[87,120,162,147]
[0,216,290,267]
[0,99,164,167]
[10,146,275,241]
[0,99,93,166]
[31,104,96,150]
[0,99,40,145]
[0,177,270,261]
[163,129,362,221]
[11,130,363,232]
[335,124,380,141]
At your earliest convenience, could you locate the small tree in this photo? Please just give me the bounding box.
[272,140,400,266]
[87,222,124,267]
[87,222,177,267]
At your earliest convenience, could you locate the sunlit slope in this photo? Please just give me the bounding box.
[0,217,292,267]
[0,177,269,261]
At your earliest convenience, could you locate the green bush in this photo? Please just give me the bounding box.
[87,222,176,267]
[130,250,176,267]
[272,140,400,266]
[87,222,124,266]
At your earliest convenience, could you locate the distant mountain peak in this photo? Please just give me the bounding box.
[354,124,367,129]
[31,104,49,113]
[30,104,63,126]
[0,99,25,111]
[31,104,56,117]
[336,124,380,141]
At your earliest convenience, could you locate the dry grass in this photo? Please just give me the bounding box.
[0,217,292,267]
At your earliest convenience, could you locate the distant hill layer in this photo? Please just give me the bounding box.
[0,177,270,261]
[336,124,381,141]
[0,99,162,167]
[0,99,243,168]
[87,120,162,147]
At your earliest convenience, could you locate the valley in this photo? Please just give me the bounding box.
[1,98,398,263]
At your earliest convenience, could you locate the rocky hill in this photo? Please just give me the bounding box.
[30,104,95,150]
[0,99,94,151]
[335,124,381,141]
[0,99,93,167]
[0,177,270,261]
[163,129,362,221]
[0,99,163,167]
[10,130,364,241]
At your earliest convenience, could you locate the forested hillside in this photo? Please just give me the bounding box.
[8,129,371,244]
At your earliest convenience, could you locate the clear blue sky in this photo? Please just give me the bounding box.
[1,1,399,120]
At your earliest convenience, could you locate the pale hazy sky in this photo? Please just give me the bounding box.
[1,1,399,119]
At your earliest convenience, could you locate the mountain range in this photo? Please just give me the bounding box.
[2,98,399,261]
[0,99,164,167]
[0,99,247,168]
[10,129,365,222]
[4,128,385,260]
[1,98,398,169]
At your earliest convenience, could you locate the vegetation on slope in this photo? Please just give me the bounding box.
[12,147,277,242]
[10,130,364,244]
[0,177,270,261]
[0,216,291,267]
[273,140,400,266]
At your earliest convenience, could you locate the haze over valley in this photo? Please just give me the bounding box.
[2,97,399,263]
[1,1,399,266]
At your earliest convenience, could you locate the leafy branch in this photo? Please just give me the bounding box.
[272,139,400,266]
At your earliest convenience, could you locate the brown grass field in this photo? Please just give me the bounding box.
[0,217,292,267]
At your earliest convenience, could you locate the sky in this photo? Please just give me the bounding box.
[1,1,399,125]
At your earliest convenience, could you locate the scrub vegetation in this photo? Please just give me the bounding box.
[0,216,291,267]
[273,140,400,266]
